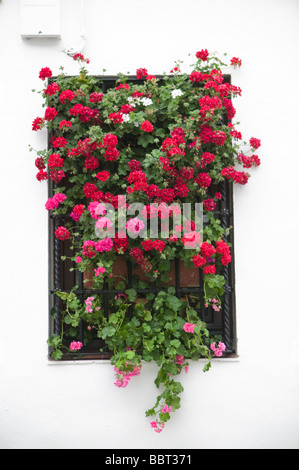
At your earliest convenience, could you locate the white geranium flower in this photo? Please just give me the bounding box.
[122,114,130,123]
[171,89,183,98]
[140,97,153,106]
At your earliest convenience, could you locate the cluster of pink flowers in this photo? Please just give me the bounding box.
[205,298,221,312]
[113,364,141,388]
[85,296,94,313]
[150,421,165,433]
[176,355,185,365]
[94,266,105,276]
[82,238,113,257]
[70,341,83,351]
[126,217,145,234]
[94,237,113,253]
[45,193,66,211]
[161,405,172,413]
[210,341,226,357]
[183,322,197,333]
[88,201,107,219]
[181,231,201,249]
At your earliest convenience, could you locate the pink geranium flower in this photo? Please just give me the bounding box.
[70,341,83,351]
[183,322,197,333]
[210,341,226,357]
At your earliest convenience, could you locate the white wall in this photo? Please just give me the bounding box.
[1,0,299,449]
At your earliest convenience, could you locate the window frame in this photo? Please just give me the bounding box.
[48,75,237,361]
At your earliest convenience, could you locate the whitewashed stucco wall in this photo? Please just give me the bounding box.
[0,0,299,449]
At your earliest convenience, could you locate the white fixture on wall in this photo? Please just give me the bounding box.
[20,0,61,39]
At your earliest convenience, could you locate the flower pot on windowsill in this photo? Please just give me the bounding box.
[83,256,200,290]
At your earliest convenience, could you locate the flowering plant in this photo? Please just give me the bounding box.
[31,50,261,432]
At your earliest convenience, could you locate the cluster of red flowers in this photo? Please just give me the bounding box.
[129,247,152,273]
[44,82,60,96]
[237,153,261,169]
[69,103,99,123]
[221,166,249,185]
[33,49,261,283]
[70,204,85,221]
[48,153,64,169]
[192,240,231,272]
[141,120,154,133]
[44,106,58,121]
[96,170,110,182]
[230,57,242,67]
[89,92,104,103]
[55,226,71,240]
[51,136,68,148]
[109,112,124,124]
[73,53,90,63]
[126,169,148,193]
[59,89,75,104]
[142,239,166,253]
[59,120,72,130]
[99,133,119,161]
[39,67,52,80]
[196,49,209,61]
[194,172,212,188]
[32,117,44,131]
[113,232,129,254]
[136,68,148,79]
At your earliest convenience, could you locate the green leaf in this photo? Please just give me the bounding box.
[170,339,181,349]
[51,349,63,360]
[125,288,137,302]
[203,361,211,372]
[47,334,61,348]
[101,326,116,339]
[144,310,152,321]
[126,350,135,360]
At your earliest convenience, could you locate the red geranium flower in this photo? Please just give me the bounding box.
[196,49,209,61]
[39,67,52,80]
[55,226,71,240]
[141,120,153,133]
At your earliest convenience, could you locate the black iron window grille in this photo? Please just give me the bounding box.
[48,76,237,360]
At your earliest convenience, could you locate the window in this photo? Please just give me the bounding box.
[48,75,237,360]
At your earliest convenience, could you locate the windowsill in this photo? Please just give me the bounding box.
[47,355,240,366]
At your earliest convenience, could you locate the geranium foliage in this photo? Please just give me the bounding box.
[31,50,261,432]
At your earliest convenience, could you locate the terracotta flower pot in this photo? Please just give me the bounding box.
[84,256,199,289]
